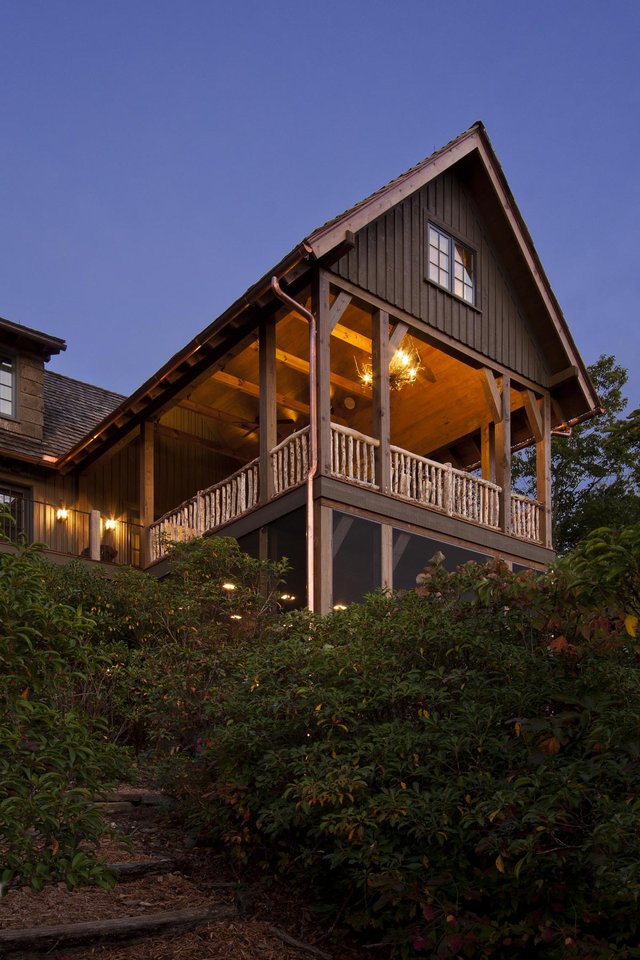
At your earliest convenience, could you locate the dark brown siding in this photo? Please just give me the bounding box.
[331,169,549,385]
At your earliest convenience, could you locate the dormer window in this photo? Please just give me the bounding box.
[0,356,15,418]
[427,224,475,305]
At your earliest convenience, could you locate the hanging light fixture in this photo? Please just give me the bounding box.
[356,336,422,392]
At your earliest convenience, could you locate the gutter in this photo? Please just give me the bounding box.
[270,276,318,614]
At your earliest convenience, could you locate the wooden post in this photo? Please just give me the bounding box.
[89,510,101,561]
[139,420,155,568]
[495,376,512,535]
[259,318,277,502]
[536,392,553,548]
[480,422,496,483]
[313,270,333,477]
[381,524,393,592]
[314,503,333,614]
[372,309,391,493]
[443,463,453,515]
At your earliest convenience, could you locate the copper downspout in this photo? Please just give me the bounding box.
[270,276,317,613]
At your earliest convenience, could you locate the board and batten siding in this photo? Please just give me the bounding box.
[331,169,549,385]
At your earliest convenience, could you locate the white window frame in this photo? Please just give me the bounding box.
[427,224,476,306]
[0,354,17,420]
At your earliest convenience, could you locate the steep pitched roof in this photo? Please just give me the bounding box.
[56,122,599,472]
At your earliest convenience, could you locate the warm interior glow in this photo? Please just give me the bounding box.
[356,336,422,392]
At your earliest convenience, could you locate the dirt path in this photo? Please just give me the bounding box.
[0,787,370,959]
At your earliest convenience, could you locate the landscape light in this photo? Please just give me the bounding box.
[222,582,236,591]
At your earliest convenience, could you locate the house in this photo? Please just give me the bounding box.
[0,122,599,611]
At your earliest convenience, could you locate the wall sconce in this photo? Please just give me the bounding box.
[56,507,69,522]
[104,518,117,531]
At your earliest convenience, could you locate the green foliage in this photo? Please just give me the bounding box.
[44,536,288,752]
[158,542,640,957]
[0,542,129,892]
[513,355,640,552]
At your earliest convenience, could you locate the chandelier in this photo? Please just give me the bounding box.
[357,336,422,391]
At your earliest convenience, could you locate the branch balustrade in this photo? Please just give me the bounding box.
[148,424,542,561]
[511,491,541,542]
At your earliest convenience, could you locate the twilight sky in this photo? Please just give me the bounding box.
[0,0,638,408]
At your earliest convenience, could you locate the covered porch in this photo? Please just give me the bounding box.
[142,269,551,599]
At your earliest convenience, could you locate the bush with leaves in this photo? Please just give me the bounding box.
[158,537,640,958]
[44,536,288,752]
[0,542,130,892]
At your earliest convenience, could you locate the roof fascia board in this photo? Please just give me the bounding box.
[307,132,480,260]
[474,138,599,411]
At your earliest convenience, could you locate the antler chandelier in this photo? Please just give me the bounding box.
[357,336,422,391]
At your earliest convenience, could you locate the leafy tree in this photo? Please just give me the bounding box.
[513,355,640,552]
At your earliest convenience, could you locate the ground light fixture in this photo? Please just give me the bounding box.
[333,603,348,611]
[221,582,236,591]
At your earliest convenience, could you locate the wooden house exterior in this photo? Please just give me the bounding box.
[0,123,599,611]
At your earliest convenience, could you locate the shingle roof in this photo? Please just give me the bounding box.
[0,371,124,462]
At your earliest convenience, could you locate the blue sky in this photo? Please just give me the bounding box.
[0,0,638,408]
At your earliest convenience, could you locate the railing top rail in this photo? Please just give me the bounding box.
[199,456,260,498]
[332,423,380,446]
[11,498,92,519]
[151,496,200,528]
[390,446,501,493]
[450,467,501,492]
[270,425,310,455]
[511,491,542,505]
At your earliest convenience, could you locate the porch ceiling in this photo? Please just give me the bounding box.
[165,300,535,472]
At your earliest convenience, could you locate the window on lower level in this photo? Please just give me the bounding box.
[0,482,31,543]
[427,224,475,304]
[0,356,15,418]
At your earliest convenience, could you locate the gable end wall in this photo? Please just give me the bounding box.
[330,168,549,386]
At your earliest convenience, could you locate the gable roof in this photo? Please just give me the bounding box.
[0,316,66,362]
[55,122,599,473]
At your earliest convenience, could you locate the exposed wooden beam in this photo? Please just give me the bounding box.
[480,367,503,423]
[248,341,370,397]
[373,309,391,494]
[328,292,352,330]
[549,365,579,387]
[481,422,496,483]
[314,270,333,475]
[522,389,544,442]
[212,370,310,417]
[388,320,409,352]
[331,322,372,354]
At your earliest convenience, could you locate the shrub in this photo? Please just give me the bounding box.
[159,543,640,957]
[0,542,129,891]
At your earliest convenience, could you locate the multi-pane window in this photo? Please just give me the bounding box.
[0,482,30,543]
[0,357,15,417]
[427,225,475,305]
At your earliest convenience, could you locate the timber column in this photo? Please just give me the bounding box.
[495,376,512,535]
[312,270,333,613]
[536,392,553,548]
[259,317,277,503]
[139,420,155,567]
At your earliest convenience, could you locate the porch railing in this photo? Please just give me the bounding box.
[511,492,541,542]
[147,425,543,563]
[272,426,310,495]
[0,499,141,564]
[390,446,500,527]
[331,424,378,487]
[150,458,259,563]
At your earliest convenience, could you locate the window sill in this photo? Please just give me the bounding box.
[424,278,483,315]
